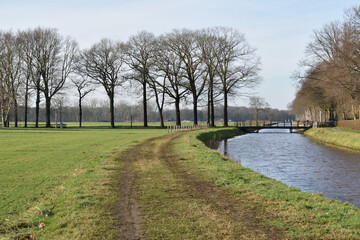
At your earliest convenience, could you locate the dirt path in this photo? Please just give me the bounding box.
[113,133,283,239]
[158,134,283,239]
[112,142,148,240]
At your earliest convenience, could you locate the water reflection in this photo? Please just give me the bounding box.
[214,129,360,207]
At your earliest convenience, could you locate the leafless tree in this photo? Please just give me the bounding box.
[71,69,94,127]
[165,29,207,126]
[79,39,125,128]
[18,29,36,127]
[296,18,360,120]
[154,35,189,126]
[124,31,157,127]
[198,28,223,127]
[0,31,23,127]
[249,96,269,125]
[213,27,261,126]
[29,28,78,128]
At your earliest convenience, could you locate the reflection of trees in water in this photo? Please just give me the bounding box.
[223,139,228,156]
[206,139,228,156]
[205,139,221,150]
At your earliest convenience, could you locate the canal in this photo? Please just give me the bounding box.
[213,128,360,207]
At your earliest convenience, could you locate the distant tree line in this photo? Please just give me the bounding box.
[5,98,294,124]
[0,27,261,128]
[292,6,360,121]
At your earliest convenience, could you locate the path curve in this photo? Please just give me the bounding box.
[113,132,283,239]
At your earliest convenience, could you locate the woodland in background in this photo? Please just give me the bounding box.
[4,99,294,125]
[0,26,262,128]
[292,5,360,122]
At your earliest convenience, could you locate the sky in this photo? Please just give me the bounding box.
[1,0,359,110]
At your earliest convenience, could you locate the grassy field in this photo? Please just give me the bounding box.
[0,128,167,239]
[1,127,359,239]
[305,127,360,151]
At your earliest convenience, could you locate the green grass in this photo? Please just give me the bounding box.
[173,128,360,239]
[0,128,167,239]
[2,126,359,239]
[305,127,360,151]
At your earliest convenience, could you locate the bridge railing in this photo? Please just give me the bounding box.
[234,120,313,128]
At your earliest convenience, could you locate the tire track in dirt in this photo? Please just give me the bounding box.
[112,141,151,240]
[158,133,284,239]
[113,133,283,239]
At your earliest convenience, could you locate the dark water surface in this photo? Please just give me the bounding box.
[214,129,360,207]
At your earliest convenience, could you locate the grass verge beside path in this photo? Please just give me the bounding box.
[0,128,167,239]
[305,127,360,151]
[135,127,360,239]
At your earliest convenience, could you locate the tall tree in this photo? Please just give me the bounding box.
[214,27,261,126]
[71,71,94,127]
[0,31,23,127]
[198,29,222,127]
[80,39,125,128]
[31,28,78,128]
[166,29,207,126]
[18,29,36,128]
[155,35,189,126]
[124,31,157,127]
[249,96,270,126]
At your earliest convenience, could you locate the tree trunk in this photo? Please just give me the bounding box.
[207,89,210,125]
[35,83,40,128]
[223,91,228,127]
[193,94,198,126]
[210,83,215,127]
[142,81,148,127]
[14,98,18,127]
[1,105,5,127]
[175,97,181,126]
[352,104,357,120]
[159,110,164,128]
[153,82,165,128]
[109,92,115,128]
[24,81,29,128]
[45,96,51,128]
[79,97,82,128]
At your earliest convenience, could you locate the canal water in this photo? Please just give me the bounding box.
[213,129,360,207]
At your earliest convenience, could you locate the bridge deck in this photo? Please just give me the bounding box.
[237,124,312,132]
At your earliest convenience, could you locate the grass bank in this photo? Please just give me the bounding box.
[133,127,360,239]
[178,128,360,238]
[305,127,360,151]
[0,128,167,239]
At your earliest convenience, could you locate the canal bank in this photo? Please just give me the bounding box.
[305,127,360,151]
[212,127,360,208]
[183,128,360,239]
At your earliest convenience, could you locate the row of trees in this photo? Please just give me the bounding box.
[292,5,360,121]
[0,27,261,128]
[6,98,294,124]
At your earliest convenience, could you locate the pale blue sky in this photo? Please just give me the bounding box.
[0,0,359,109]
